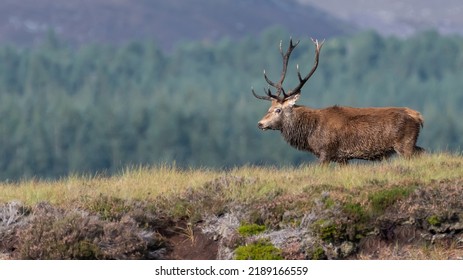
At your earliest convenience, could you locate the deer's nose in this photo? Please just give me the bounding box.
[258,122,265,130]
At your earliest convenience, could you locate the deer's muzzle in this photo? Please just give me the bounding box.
[258,122,269,131]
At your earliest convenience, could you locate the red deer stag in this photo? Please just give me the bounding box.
[252,38,424,164]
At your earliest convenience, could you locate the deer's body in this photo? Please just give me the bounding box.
[271,104,423,164]
[253,38,424,164]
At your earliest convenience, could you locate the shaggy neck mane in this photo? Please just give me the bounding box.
[281,107,318,152]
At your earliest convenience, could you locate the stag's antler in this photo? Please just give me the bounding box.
[252,38,324,102]
[264,38,299,98]
[289,38,324,96]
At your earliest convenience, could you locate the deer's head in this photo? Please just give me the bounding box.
[252,38,324,131]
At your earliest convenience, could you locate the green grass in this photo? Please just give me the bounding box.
[238,223,267,237]
[0,153,462,208]
[234,239,283,260]
[369,186,414,214]
[427,215,441,226]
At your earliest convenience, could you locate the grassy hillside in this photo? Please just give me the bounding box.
[1,153,463,259]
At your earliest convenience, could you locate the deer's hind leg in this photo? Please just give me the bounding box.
[393,140,415,159]
[394,140,424,159]
[413,146,425,155]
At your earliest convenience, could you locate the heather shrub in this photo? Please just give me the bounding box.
[10,202,165,259]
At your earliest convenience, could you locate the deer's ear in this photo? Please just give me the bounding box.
[283,93,300,108]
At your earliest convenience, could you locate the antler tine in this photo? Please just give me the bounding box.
[290,37,324,96]
[296,63,302,84]
[266,87,283,101]
[263,69,277,88]
[252,87,271,101]
[251,87,281,101]
[281,87,288,98]
[311,37,326,47]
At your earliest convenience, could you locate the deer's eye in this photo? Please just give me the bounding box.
[275,108,282,114]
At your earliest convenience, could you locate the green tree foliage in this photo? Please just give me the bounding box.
[0,28,462,180]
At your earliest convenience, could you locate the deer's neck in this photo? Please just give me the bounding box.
[280,106,318,152]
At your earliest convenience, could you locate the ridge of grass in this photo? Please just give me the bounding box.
[0,152,461,208]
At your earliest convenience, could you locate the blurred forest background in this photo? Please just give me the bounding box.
[0,0,462,180]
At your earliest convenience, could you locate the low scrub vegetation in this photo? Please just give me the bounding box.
[0,153,462,259]
[235,239,283,260]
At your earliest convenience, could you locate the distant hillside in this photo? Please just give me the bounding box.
[299,0,463,37]
[0,0,353,50]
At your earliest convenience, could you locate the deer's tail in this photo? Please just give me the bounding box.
[405,108,424,128]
